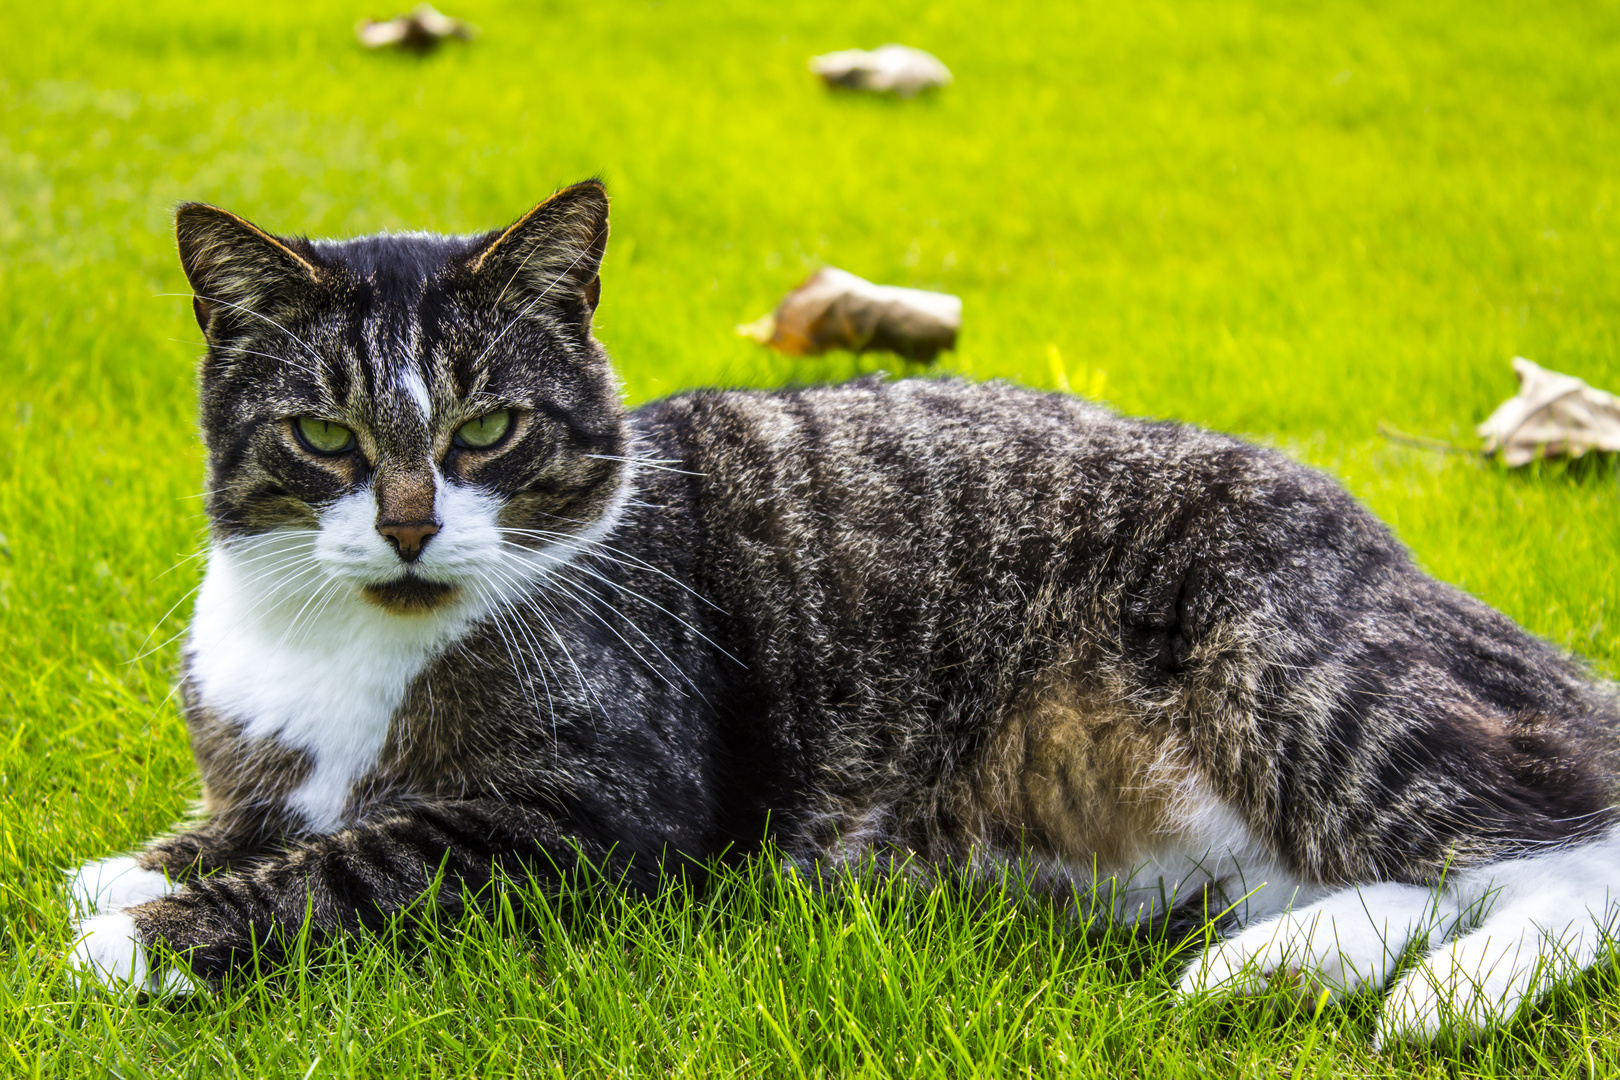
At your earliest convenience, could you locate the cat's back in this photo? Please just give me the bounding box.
[629,377,1387,570]
[638,376,1159,477]
[624,377,1412,735]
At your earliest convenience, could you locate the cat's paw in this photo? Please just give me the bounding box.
[68,912,198,996]
[67,856,175,916]
[1179,883,1442,1007]
[1373,904,1599,1047]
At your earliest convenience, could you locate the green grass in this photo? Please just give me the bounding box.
[6,0,1620,1074]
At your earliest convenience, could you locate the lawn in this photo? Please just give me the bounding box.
[5,0,1620,1074]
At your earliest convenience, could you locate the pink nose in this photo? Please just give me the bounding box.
[377,520,440,562]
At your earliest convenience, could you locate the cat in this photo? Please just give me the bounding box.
[66,179,1620,1045]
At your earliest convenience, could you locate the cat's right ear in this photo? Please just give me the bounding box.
[175,203,324,339]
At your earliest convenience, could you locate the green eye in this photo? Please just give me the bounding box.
[295,417,356,454]
[455,410,512,449]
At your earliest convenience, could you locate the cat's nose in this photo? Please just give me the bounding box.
[377,520,440,562]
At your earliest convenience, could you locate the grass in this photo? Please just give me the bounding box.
[5,0,1620,1073]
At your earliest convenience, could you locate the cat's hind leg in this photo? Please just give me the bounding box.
[1180,831,1620,1041]
[1179,881,1453,1007]
[1374,830,1620,1047]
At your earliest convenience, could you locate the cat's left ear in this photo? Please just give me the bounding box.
[468,180,609,325]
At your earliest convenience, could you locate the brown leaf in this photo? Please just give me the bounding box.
[739,267,962,363]
[356,3,478,53]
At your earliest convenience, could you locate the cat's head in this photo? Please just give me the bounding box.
[177,180,628,617]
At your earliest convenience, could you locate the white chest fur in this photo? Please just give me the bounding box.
[186,533,473,833]
[184,478,627,834]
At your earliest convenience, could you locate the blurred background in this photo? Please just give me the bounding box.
[12,0,1619,420]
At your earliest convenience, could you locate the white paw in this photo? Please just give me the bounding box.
[68,912,198,996]
[1180,882,1443,1007]
[67,856,175,916]
[1374,904,1602,1047]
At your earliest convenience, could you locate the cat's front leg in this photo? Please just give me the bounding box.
[67,820,267,917]
[67,856,176,917]
[69,799,658,993]
[67,819,279,993]
[69,911,201,995]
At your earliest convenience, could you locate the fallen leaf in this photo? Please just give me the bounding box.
[1477,356,1620,466]
[739,267,961,362]
[356,3,478,53]
[809,44,953,97]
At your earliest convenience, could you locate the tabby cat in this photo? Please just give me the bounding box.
[67,180,1620,1044]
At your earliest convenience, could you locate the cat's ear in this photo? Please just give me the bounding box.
[175,203,325,339]
[468,180,609,324]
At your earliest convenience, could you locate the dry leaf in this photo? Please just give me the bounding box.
[356,3,478,52]
[738,267,961,362]
[1477,356,1620,466]
[809,44,953,97]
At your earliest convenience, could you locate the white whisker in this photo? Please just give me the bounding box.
[479,560,613,722]
[535,548,740,665]
[155,292,326,373]
[150,549,208,581]
[584,453,704,477]
[467,578,554,729]
[125,619,198,666]
[499,530,724,612]
[491,590,558,719]
[130,582,207,659]
[530,567,690,698]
